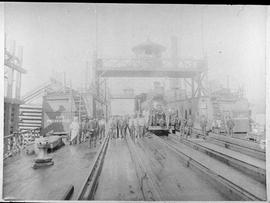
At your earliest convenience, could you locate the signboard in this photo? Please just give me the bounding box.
[43,96,74,135]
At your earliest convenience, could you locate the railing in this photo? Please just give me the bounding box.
[4,127,41,159]
[97,57,206,71]
[77,133,110,200]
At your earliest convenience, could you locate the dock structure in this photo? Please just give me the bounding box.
[2,39,266,202]
[94,39,208,121]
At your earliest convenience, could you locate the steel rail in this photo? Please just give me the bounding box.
[77,134,110,200]
[190,127,265,155]
[151,133,266,201]
[126,134,162,201]
[193,127,264,145]
[170,134,266,184]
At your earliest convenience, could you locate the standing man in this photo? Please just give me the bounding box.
[94,118,99,146]
[70,117,80,145]
[109,117,116,139]
[129,116,135,140]
[180,118,186,137]
[99,117,106,140]
[211,120,217,133]
[79,118,86,143]
[88,117,96,148]
[200,115,208,138]
[82,117,89,143]
[117,117,122,139]
[226,116,235,137]
[137,114,144,138]
[116,117,120,139]
[186,116,193,138]
[135,115,140,139]
[125,117,130,138]
[216,119,222,134]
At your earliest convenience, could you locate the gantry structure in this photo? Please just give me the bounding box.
[4,36,26,136]
[93,39,208,119]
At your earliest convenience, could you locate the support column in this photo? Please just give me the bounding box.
[104,79,108,122]
[7,69,14,98]
[15,72,21,99]
[191,77,195,120]
[197,73,202,98]
[4,103,11,136]
[191,77,194,99]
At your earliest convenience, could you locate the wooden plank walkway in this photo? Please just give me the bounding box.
[3,140,102,201]
[94,138,143,200]
[208,133,265,153]
[196,141,265,170]
[155,135,267,201]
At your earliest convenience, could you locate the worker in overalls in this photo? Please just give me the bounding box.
[116,117,120,139]
[85,117,92,141]
[117,117,122,139]
[138,115,146,138]
[186,117,193,138]
[80,118,87,143]
[129,117,136,140]
[109,117,116,139]
[94,118,99,146]
[88,118,95,148]
[172,117,178,134]
[216,119,222,134]
[180,118,186,137]
[135,115,140,139]
[70,117,80,145]
[98,117,106,140]
[122,117,129,139]
[176,117,181,135]
[200,115,208,138]
[121,117,127,139]
[226,116,235,137]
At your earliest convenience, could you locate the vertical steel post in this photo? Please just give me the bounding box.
[79,91,82,123]
[104,79,107,122]
[191,77,195,120]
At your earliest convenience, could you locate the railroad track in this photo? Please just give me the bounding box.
[126,134,163,201]
[77,134,110,200]
[190,128,266,160]
[170,134,266,184]
[150,133,266,201]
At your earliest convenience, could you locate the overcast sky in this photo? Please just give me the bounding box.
[4,3,267,109]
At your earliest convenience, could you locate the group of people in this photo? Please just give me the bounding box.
[69,114,148,147]
[171,114,236,138]
[211,116,235,136]
[69,116,106,148]
[172,117,194,138]
[108,115,147,140]
[68,113,236,146]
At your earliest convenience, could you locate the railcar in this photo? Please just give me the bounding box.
[147,101,169,136]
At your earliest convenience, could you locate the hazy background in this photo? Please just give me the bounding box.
[4,3,266,114]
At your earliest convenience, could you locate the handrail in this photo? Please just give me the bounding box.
[77,133,110,200]
[4,127,41,159]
